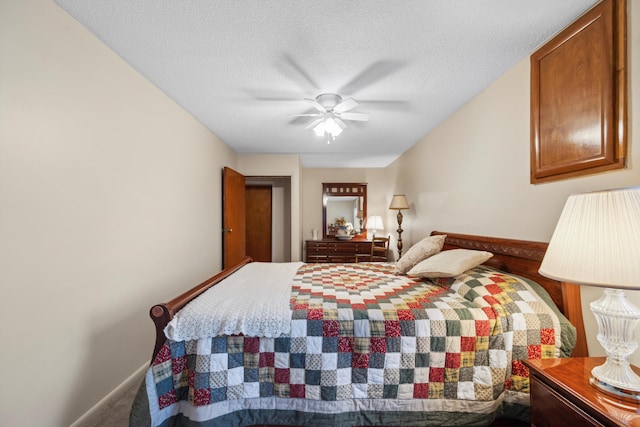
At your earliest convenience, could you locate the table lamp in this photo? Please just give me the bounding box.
[366,216,384,238]
[388,195,409,258]
[539,187,640,401]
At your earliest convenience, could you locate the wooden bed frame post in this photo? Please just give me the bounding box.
[149,256,253,362]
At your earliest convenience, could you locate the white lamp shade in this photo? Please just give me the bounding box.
[389,195,409,210]
[539,187,640,289]
[366,216,384,231]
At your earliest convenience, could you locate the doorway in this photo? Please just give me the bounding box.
[245,177,291,262]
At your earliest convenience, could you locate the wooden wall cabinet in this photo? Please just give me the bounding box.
[530,0,627,184]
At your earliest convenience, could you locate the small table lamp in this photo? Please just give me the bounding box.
[366,216,384,238]
[539,187,640,401]
[388,195,409,258]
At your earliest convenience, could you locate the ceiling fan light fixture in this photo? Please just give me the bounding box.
[292,93,368,142]
[312,120,327,137]
[313,117,343,140]
[324,117,344,136]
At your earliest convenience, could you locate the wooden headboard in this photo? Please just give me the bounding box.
[431,231,587,357]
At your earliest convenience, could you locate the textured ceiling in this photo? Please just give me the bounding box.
[54,0,599,167]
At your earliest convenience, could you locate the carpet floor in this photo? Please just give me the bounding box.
[87,380,141,427]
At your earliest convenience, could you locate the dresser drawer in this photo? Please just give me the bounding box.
[307,242,329,251]
[305,240,372,263]
[327,242,371,253]
[348,242,371,253]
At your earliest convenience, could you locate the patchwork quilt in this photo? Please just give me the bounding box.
[144,263,575,427]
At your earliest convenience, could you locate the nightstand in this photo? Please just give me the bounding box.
[524,357,640,427]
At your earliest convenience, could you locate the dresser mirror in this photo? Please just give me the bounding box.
[322,183,367,239]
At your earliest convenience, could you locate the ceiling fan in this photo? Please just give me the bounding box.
[289,93,370,142]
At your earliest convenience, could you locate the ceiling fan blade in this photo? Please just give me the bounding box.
[304,98,326,113]
[279,54,319,93]
[339,112,370,121]
[287,113,322,117]
[304,118,323,130]
[339,60,405,95]
[333,98,359,114]
[334,117,347,129]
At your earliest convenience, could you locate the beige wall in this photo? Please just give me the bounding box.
[0,1,237,425]
[386,1,640,363]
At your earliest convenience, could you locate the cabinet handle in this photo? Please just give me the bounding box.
[222,228,232,233]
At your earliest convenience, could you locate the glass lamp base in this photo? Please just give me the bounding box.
[590,288,640,402]
[590,367,640,403]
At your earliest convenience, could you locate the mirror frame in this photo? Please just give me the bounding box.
[322,182,367,239]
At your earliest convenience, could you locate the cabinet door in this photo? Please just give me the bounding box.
[530,0,626,183]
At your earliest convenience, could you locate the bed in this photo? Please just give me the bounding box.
[130,231,587,426]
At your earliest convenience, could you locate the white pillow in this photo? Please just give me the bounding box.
[395,234,446,274]
[407,249,493,278]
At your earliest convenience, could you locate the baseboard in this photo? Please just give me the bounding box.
[70,361,149,427]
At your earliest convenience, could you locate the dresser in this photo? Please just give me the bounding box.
[305,239,373,263]
[524,357,640,427]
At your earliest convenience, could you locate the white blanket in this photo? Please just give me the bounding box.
[164,262,303,341]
